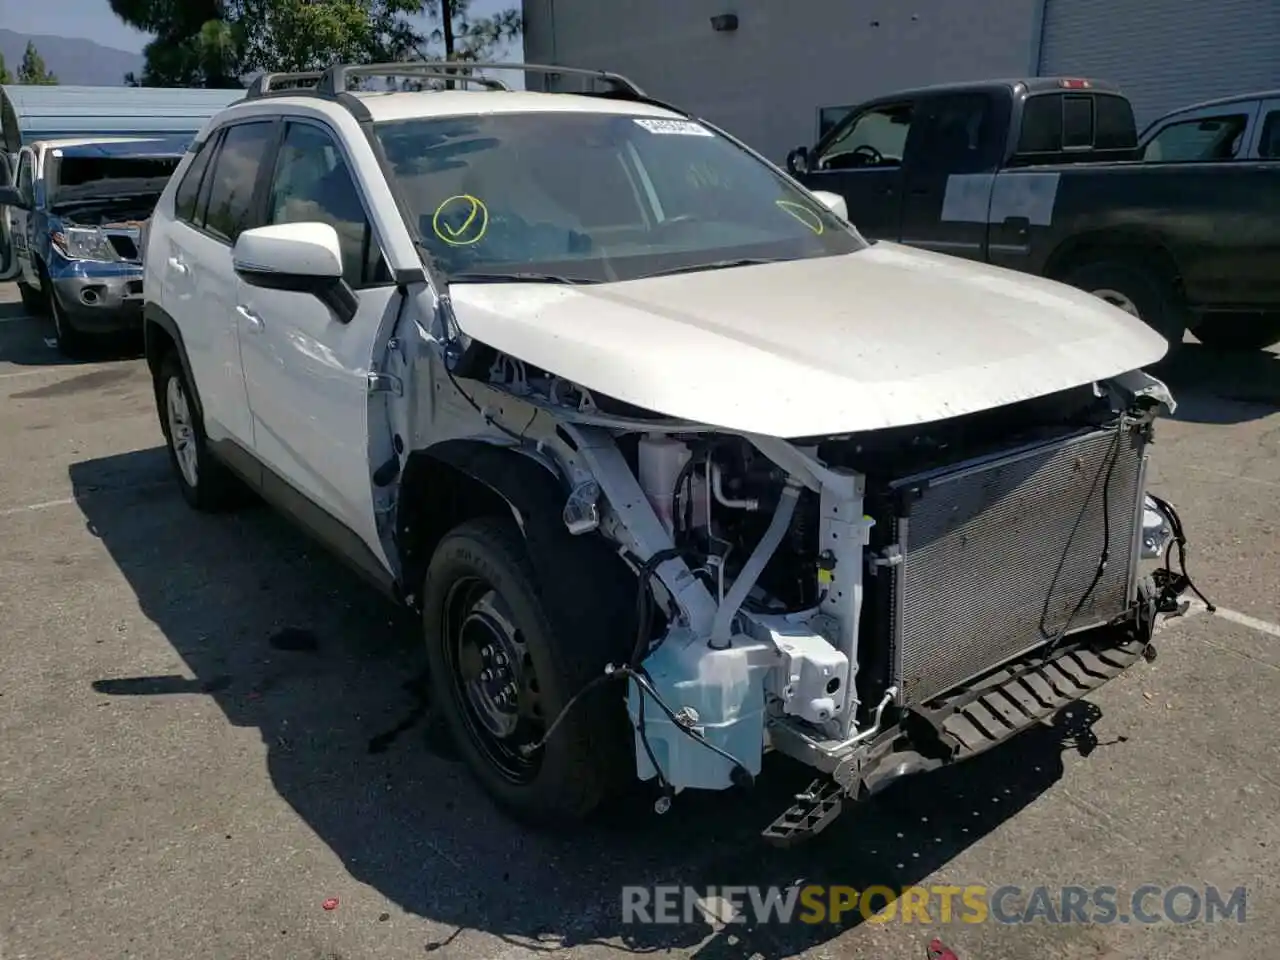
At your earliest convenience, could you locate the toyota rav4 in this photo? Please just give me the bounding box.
[140,61,1206,843]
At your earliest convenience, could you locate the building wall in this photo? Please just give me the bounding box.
[521,0,1044,161]
[1038,0,1280,128]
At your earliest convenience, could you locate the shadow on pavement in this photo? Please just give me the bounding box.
[1158,342,1280,425]
[73,446,1120,958]
[0,299,142,368]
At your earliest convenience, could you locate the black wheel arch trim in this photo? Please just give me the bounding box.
[1043,226,1185,287]
[398,440,631,621]
[419,439,560,519]
[408,438,637,691]
[397,439,567,580]
[143,302,205,423]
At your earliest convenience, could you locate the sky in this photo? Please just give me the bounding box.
[0,0,519,56]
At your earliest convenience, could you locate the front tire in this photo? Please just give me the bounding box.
[1062,258,1186,350]
[422,516,629,825]
[153,350,241,511]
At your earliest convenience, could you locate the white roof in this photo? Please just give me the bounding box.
[259,89,686,124]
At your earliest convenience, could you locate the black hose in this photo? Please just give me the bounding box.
[1042,420,1123,661]
[1147,492,1216,612]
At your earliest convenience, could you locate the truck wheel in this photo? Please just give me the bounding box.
[153,350,242,511]
[421,515,629,825]
[1062,259,1185,349]
[1191,315,1280,351]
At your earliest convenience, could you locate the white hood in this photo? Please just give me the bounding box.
[448,242,1169,437]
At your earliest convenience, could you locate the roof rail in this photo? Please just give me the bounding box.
[329,65,512,92]
[244,71,325,98]
[316,60,646,99]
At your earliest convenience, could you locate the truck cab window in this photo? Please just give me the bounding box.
[815,103,912,170]
[1142,114,1249,161]
[1061,96,1095,149]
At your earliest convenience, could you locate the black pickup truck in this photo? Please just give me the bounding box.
[786,77,1280,350]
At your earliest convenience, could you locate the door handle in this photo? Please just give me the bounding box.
[166,256,189,276]
[236,304,264,331]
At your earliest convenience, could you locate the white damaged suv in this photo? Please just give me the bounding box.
[141,61,1201,843]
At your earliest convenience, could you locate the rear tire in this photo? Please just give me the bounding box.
[153,350,242,512]
[1061,258,1186,350]
[1192,315,1280,351]
[421,516,632,826]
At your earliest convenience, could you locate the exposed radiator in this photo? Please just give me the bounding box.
[883,422,1148,707]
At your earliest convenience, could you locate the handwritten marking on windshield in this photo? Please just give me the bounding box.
[775,200,825,234]
[431,194,490,246]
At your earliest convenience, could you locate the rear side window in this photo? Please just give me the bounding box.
[910,94,997,173]
[174,136,217,223]
[202,120,276,244]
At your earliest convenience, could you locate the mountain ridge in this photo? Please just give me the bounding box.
[0,29,144,87]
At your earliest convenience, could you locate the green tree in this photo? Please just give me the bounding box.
[109,0,521,88]
[0,52,12,84]
[17,41,58,85]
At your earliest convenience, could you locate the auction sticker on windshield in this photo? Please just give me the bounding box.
[633,118,713,136]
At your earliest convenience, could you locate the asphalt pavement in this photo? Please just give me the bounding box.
[1,281,1277,960]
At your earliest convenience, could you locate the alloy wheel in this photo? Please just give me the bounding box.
[166,376,199,488]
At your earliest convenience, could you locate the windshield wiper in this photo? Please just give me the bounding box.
[446,271,600,285]
[637,257,788,279]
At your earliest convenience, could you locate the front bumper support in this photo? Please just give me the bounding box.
[761,626,1152,847]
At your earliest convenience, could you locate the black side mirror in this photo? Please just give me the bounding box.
[785,146,811,176]
[0,185,26,209]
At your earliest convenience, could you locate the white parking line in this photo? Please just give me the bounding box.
[0,314,38,324]
[1159,600,1280,640]
[1201,603,1280,639]
[0,480,169,518]
[1186,464,1280,490]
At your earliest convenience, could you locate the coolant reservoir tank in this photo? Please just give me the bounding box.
[637,434,691,537]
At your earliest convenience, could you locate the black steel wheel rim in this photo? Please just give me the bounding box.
[440,575,546,784]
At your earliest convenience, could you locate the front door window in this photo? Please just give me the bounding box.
[814,103,913,171]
